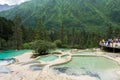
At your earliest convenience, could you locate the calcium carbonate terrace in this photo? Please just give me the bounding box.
[36,49,120,80]
[0,49,120,80]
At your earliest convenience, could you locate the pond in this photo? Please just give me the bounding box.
[37,55,58,62]
[0,50,32,59]
[53,55,120,80]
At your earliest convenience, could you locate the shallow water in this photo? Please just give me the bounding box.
[37,55,58,62]
[0,58,16,66]
[0,66,12,73]
[0,50,31,59]
[0,50,32,65]
[53,56,120,80]
[29,65,44,71]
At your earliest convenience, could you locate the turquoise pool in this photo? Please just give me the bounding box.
[37,55,58,62]
[53,56,120,80]
[0,50,32,59]
[71,49,95,54]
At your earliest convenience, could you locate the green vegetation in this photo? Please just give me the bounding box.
[0,17,14,49]
[0,0,120,56]
[12,15,23,49]
[0,0,119,31]
[31,40,56,57]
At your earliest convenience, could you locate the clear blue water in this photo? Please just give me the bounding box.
[0,58,16,65]
[0,50,32,59]
[37,55,58,62]
[53,56,120,80]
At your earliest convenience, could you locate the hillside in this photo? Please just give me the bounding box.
[0,0,120,33]
[0,4,16,12]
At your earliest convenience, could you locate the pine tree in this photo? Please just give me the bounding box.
[35,19,48,40]
[60,24,64,43]
[12,15,23,50]
[27,27,36,42]
[71,28,75,47]
[63,35,68,44]
[106,23,114,38]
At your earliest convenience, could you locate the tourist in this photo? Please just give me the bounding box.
[99,38,120,48]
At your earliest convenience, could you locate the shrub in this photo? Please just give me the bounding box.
[54,40,62,47]
[22,43,31,49]
[31,40,56,56]
[0,38,7,50]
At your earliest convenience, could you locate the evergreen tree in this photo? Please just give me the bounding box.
[63,35,68,44]
[49,28,59,41]
[35,19,48,40]
[22,27,36,42]
[60,24,64,43]
[27,27,36,42]
[106,23,114,38]
[12,15,23,49]
[114,28,120,37]
[0,37,6,50]
[71,28,75,47]
[0,17,13,41]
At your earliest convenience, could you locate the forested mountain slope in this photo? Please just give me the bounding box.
[0,0,119,33]
[0,0,120,49]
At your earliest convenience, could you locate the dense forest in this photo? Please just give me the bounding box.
[0,16,120,50]
[0,0,120,52]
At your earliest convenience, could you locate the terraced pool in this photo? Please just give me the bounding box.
[53,55,120,80]
[37,55,58,62]
[0,50,32,65]
[0,50,31,59]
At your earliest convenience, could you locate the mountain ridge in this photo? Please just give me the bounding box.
[0,0,119,33]
[0,4,16,12]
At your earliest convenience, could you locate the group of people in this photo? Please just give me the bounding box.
[99,38,120,48]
